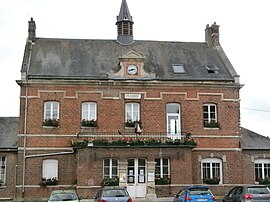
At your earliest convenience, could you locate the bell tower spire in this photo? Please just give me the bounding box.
[116,0,134,45]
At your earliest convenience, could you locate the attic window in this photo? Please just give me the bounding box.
[205,65,219,74]
[172,64,185,74]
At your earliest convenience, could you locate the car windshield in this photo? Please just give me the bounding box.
[188,188,212,195]
[247,187,270,194]
[49,193,78,201]
[103,189,129,197]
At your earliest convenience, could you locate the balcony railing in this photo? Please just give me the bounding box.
[70,131,196,148]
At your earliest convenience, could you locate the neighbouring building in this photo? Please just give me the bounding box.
[0,0,270,201]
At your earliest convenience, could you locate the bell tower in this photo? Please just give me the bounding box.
[116,0,134,45]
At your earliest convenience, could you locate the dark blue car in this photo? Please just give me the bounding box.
[173,186,216,202]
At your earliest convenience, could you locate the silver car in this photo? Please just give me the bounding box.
[94,187,132,202]
[223,185,270,202]
[48,190,80,202]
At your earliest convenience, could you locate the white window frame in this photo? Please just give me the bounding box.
[166,103,181,139]
[203,103,217,123]
[155,158,170,178]
[201,158,222,184]
[254,158,270,181]
[103,158,119,179]
[82,102,97,121]
[42,159,58,179]
[44,101,59,120]
[0,156,6,184]
[125,103,140,122]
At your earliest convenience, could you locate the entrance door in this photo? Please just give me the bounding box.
[126,158,147,198]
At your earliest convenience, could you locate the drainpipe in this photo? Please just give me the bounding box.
[22,83,28,195]
[25,151,74,159]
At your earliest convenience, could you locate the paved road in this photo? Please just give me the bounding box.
[81,197,173,202]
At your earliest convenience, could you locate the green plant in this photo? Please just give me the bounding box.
[204,121,219,128]
[203,177,220,184]
[70,138,88,147]
[259,177,270,185]
[40,177,58,187]
[101,177,119,186]
[43,118,59,127]
[125,120,141,128]
[155,177,171,185]
[81,119,98,127]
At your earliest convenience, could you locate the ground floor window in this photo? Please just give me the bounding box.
[0,156,6,185]
[255,158,270,181]
[201,158,222,184]
[155,158,170,184]
[103,158,118,178]
[42,159,58,179]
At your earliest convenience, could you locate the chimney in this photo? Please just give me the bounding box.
[28,17,36,42]
[205,22,219,47]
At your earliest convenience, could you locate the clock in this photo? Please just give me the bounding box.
[127,65,138,75]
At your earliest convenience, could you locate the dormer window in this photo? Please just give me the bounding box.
[172,64,185,74]
[205,65,219,73]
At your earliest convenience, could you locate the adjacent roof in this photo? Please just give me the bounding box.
[240,127,270,150]
[24,38,236,82]
[0,117,19,149]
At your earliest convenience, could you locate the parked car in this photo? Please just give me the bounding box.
[48,190,80,202]
[173,185,216,202]
[223,185,270,202]
[94,187,132,202]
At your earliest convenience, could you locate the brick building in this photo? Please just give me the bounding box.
[1,0,270,201]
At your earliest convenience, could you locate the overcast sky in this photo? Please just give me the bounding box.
[0,0,270,137]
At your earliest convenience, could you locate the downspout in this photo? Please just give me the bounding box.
[22,83,28,195]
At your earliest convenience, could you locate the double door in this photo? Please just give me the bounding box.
[126,158,147,198]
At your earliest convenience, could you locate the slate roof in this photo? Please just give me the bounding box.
[117,0,133,22]
[240,127,270,150]
[0,117,19,149]
[25,38,237,82]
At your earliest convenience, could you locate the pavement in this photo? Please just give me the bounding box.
[81,197,173,202]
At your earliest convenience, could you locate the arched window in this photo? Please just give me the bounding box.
[201,158,222,184]
[254,158,270,181]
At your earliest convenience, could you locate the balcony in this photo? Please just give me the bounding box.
[70,132,196,148]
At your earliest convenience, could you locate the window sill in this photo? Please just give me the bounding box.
[42,126,59,129]
[203,127,220,130]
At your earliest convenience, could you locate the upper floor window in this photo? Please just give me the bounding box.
[0,156,6,185]
[203,103,219,128]
[201,158,222,184]
[167,103,181,139]
[82,102,97,121]
[254,158,270,182]
[43,101,59,127]
[125,102,140,124]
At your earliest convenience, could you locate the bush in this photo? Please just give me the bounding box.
[259,178,270,185]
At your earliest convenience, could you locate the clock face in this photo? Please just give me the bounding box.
[127,65,138,75]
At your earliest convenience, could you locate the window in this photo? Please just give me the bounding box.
[172,64,185,74]
[42,159,58,179]
[103,158,118,178]
[155,158,170,179]
[125,103,140,122]
[0,156,6,185]
[254,159,270,181]
[166,103,181,139]
[44,101,59,120]
[205,65,219,74]
[82,102,97,121]
[203,103,218,128]
[201,158,222,184]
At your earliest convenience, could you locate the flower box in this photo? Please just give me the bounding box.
[155,177,171,185]
[203,178,220,184]
[81,119,97,127]
[204,121,219,128]
[40,177,58,187]
[259,177,270,185]
[101,177,119,187]
[43,118,59,127]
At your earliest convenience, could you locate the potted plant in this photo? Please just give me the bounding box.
[204,121,219,128]
[125,120,141,128]
[155,177,171,185]
[203,177,220,184]
[40,177,58,187]
[259,177,270,185]
[43,118,59,127]
[81,119,98,127]
[101,177,119,187]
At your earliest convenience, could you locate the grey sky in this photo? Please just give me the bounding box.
[0,0,269,137]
